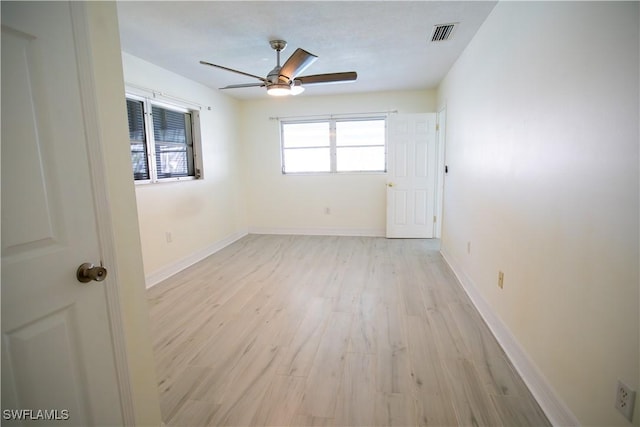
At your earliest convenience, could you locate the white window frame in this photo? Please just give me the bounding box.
[280,116,387,175]
[125,90,203,184]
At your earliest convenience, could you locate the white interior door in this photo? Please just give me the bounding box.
[386,113,437,238]
[1,3,125,424]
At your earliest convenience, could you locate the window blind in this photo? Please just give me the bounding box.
[151,105,194,178]
[126,99,150,180]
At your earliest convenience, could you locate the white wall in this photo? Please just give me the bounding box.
[121,53,247,283]
[241,90,436,235]
[438,2,639,426]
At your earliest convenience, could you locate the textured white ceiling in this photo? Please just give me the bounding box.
[117,1,497,99]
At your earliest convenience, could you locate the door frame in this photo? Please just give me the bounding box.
[434,106,447,239]
[69,3,135,423]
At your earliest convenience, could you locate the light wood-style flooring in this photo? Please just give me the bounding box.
[147,235,551,426]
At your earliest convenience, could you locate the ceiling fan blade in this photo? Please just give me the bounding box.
[220,82,266,89]
[279,48,318,80]
[200,60,268,82]
[296,72,358,85]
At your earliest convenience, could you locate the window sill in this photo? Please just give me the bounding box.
[281,171,387,176]
[134,176,198,186]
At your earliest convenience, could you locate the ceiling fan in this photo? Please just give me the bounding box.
[200,40,357,96]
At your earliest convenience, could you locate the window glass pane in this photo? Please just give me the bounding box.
[282,122,330,148]
[279,118,387,174]
[336,146,386,172]
[152,105,188,144]
[336,120,385,147]
[155,143,193,178]
[283,148,330,173]
[152,105,194,178]
[126,99,149,180]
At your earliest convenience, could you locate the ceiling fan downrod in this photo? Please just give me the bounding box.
[268,40,288,85]
[269,39,287,65]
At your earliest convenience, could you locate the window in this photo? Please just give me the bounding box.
[281,117,386,174]
[125,94,201,183]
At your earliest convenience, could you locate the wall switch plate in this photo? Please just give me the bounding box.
[615,380,636,422]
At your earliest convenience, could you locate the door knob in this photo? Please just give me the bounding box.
[76,263,108,283]
[387,182,395,187]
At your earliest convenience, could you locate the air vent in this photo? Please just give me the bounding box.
[431,23,457,42]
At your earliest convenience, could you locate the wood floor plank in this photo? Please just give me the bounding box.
[333,238,372,313]
[166,399,219,427]
[187,316,269,403]
[277,297,331,377]
[297,311,352,418]
[449,302,499,354]
[405,315,459,426]
[333,352,376,426]
[290,415,334,426]
[395,257,429,317]
[159,365,209,422]
[448,301,529,397]
[374,301,411,395]
[427,307,471,360]
[315,237,356,301]
[374,392,415,427]
[206,338,283,426]
[443,358,503,427]
[146,235,550,427]
[348,290,377,354]
[490,393,552,427]
[251,374,306,426]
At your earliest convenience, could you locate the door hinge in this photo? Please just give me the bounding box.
[436,123,440,131]
[433,215,437,223]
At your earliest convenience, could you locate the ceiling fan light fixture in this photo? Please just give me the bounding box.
[267,83,291,96]
[291,81,305,95]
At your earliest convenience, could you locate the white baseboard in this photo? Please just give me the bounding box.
[145,229,248,289]
[440,247,579,427]
[248,226,385,237]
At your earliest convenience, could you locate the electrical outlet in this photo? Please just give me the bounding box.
[498,271,504,289]
[615,380,636,422]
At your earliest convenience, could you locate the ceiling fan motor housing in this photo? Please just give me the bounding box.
[267,65,290,85]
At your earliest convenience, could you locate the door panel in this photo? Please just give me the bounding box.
[395,142,408,177]
[415,143,428,177]
[415,190,428,225]
[386,114,437,238]
[1,28,65,258]
[393,191,408,225]
[6,307,89,423]
[1,2,124,424]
